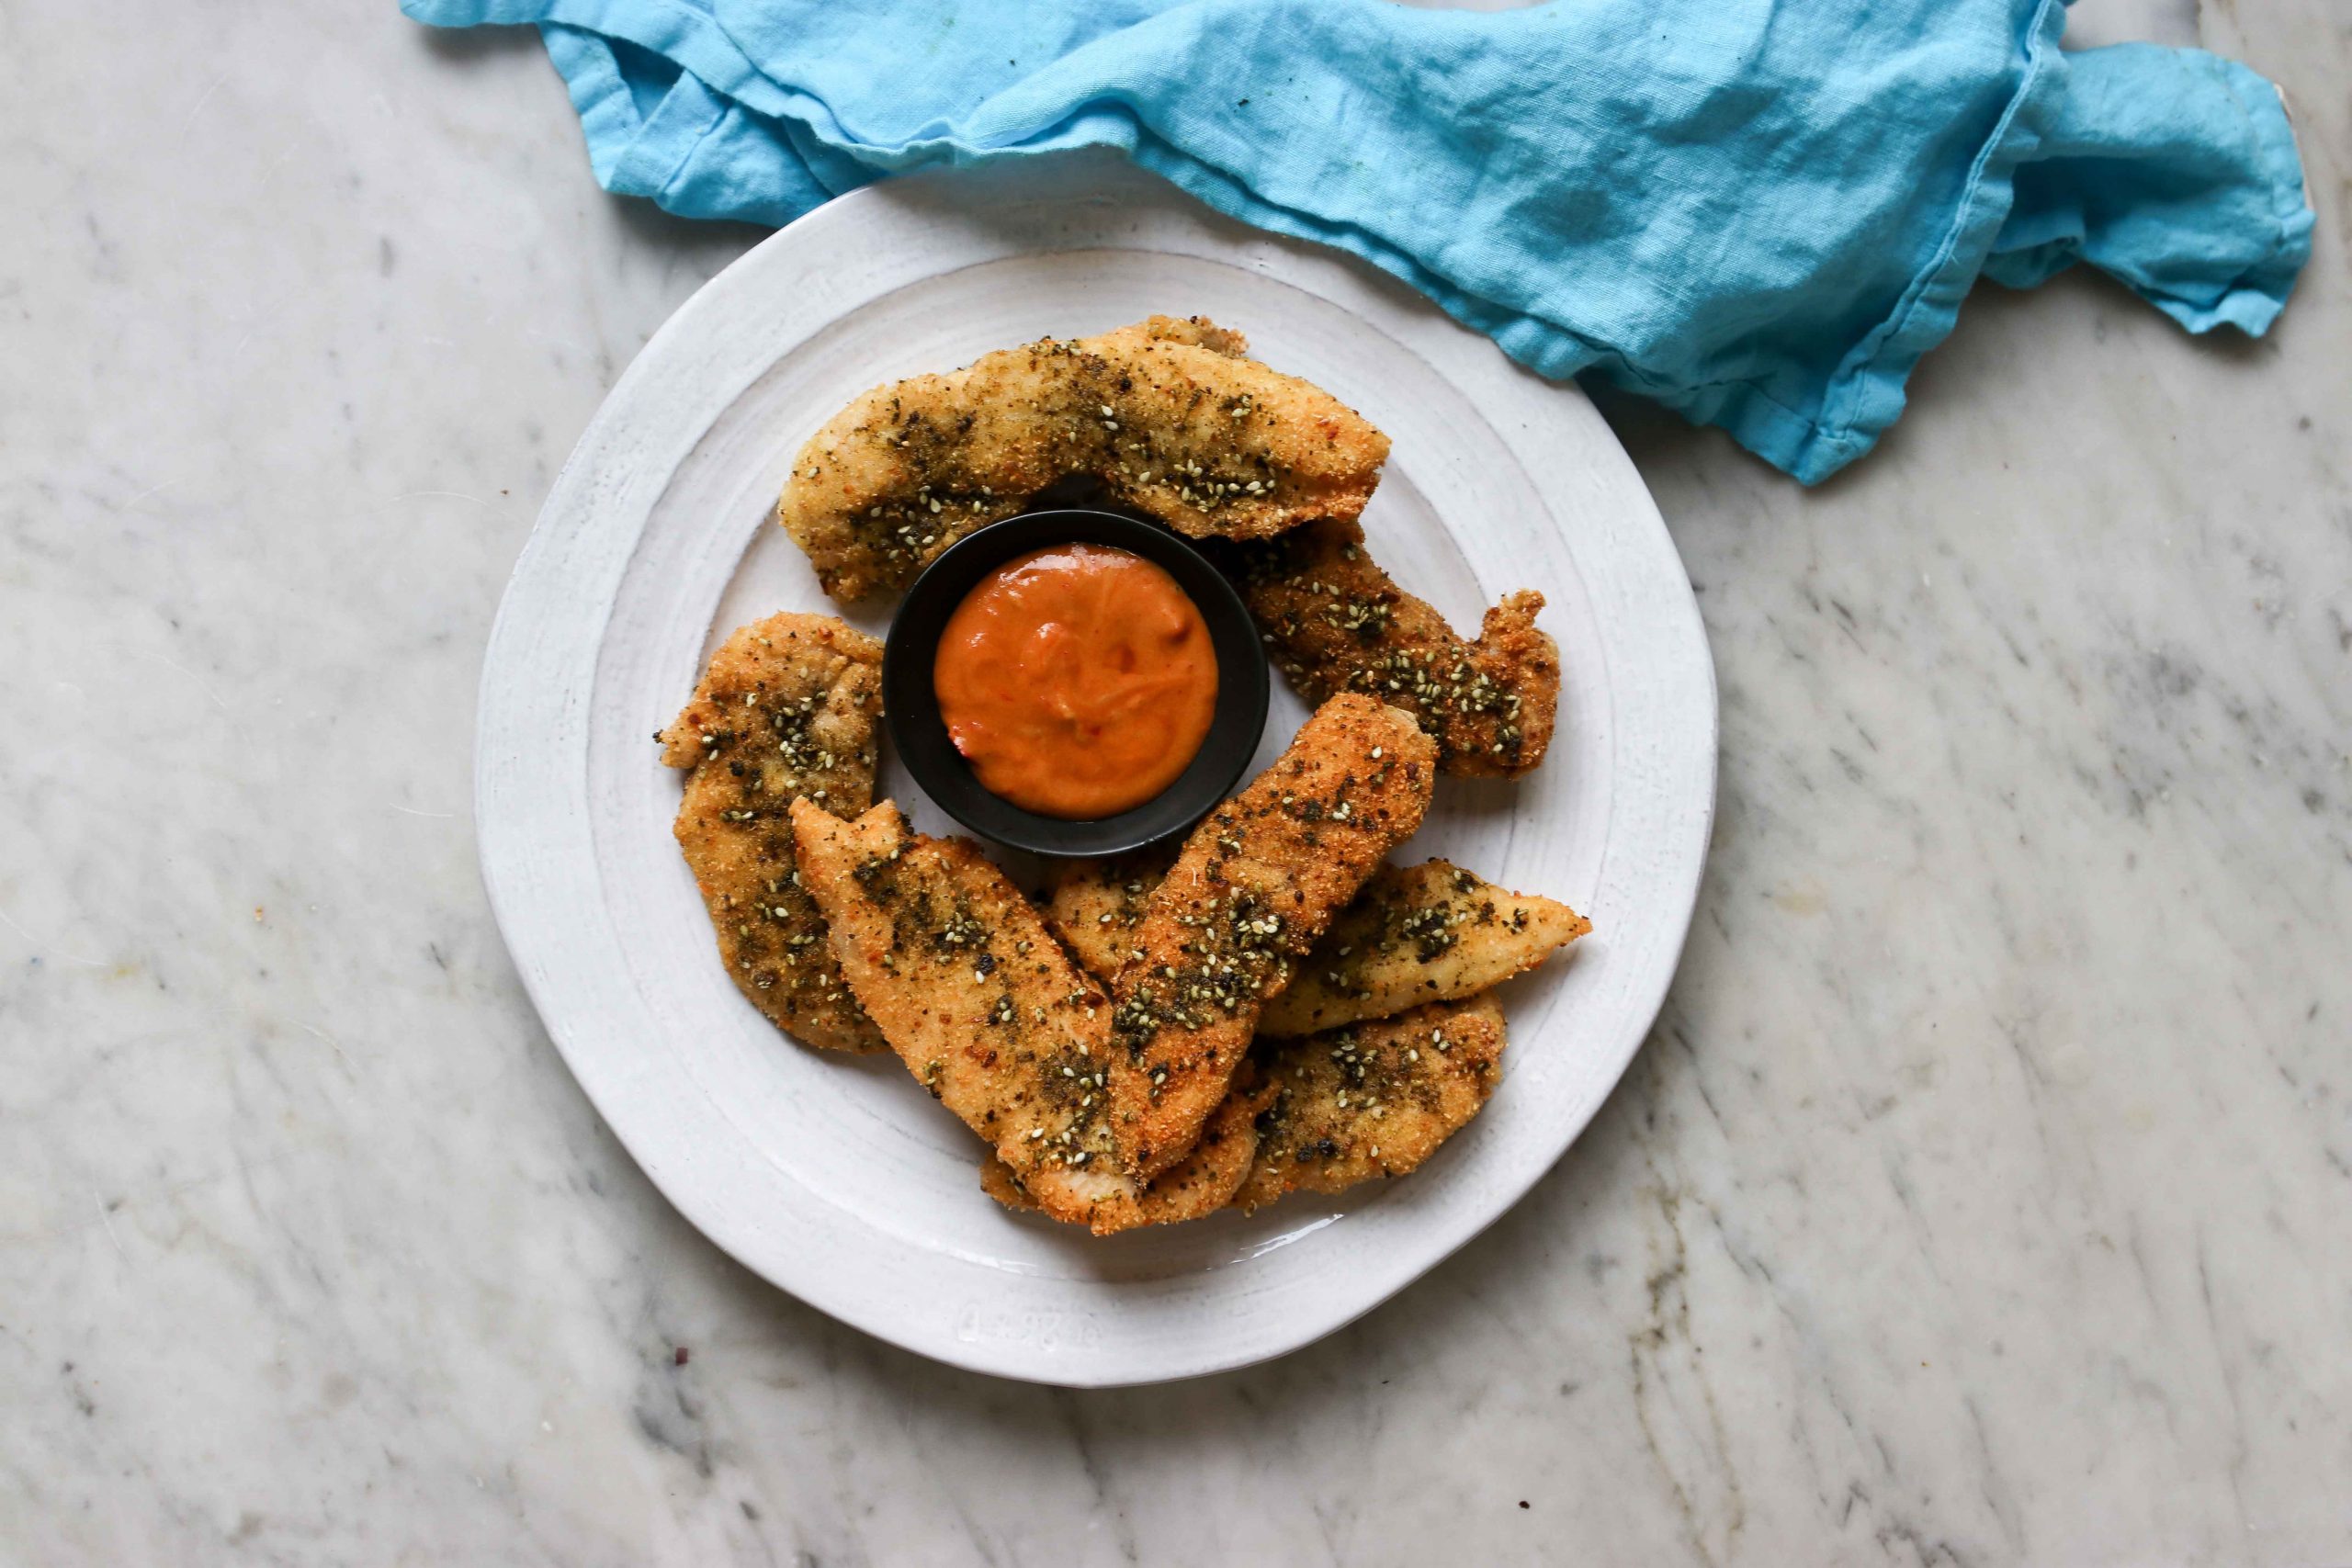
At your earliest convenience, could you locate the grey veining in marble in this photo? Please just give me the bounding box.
[2,0,2346,1562]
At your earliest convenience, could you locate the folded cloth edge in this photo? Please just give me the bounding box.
[1981,44,2312,335]
[1780,0,2075,482]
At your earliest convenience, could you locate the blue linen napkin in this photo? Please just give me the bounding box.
[403,0,2311,483]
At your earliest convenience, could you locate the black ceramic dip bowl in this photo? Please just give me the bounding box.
[882,509,1270,858]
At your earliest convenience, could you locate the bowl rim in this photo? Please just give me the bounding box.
[880,507,1272,858]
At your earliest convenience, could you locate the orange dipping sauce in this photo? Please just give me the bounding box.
[933,544,1219,819]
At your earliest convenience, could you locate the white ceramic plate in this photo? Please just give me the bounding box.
[477,153,1715,1386]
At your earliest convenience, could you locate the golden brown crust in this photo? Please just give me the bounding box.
[977,1155,1031,1212]
[1258,861,1588,1036]
[659,614,888,1054]
[775,315,1390,602]
[1037,844,1182,982]
[979,1072,1272,1228]
[790,800,1243,1235]
[1091,314,1250,358]
[1233,994,1506,1213]
[788,801,1114,1197]
[1052,854,1589,1038]
[1214,517,1559,777]
[1108,695,1436,1179]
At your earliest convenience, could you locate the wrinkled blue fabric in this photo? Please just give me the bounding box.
[403,0,2311,482]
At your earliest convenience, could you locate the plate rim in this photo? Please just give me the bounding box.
[475,152,1718,1386]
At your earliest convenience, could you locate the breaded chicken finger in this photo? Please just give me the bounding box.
[1109,694,1436,1179]
[777,315,1390,601]
[659,614,887,1054]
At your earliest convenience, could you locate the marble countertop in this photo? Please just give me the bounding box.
[5,1,2346,1562]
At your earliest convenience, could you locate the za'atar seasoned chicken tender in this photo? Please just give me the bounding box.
[1045,855,1588,1038]
[1254,861,1583,1035]
[659,613,887,1054]
[978,1074,1274,1228]
[1213,516,1559,777]
[1234,994,1508,1213]
[776,315,1389,601]
[1108,694,1436,1179]
[789,800,1261,1234]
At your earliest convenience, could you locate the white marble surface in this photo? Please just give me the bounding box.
[2,1,2345,1562]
